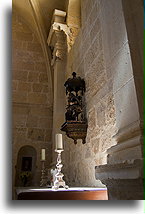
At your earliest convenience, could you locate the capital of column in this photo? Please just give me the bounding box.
[47,9,71,66]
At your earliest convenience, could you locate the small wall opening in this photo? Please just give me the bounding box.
[15,145,37,187]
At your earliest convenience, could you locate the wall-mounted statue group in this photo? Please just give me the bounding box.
[61,72,87,144]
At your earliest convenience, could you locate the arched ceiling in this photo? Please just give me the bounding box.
[13,0,67,36]
[13,0,67,100]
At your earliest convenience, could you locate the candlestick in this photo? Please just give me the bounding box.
[41,149,45,161]
[40,160,47,187]
[52,149,69,190]
[55,134,63,150]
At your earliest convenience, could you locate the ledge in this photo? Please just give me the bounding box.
[95,159,143,180]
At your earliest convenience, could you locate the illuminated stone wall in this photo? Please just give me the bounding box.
[12,12,53,189]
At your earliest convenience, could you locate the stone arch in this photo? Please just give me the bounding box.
[12,3,53,100]
[12,7,39,41]
[15,145,37,187]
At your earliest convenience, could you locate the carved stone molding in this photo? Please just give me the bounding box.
[47,9,72,66]
[95,158,144,199]
[95,120,144,199]
[111,120,143,145]
[95,159,143,180]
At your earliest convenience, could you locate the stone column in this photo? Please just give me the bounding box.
[47,10,67,165]
[95,0,143,199]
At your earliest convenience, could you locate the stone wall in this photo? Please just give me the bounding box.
[95,0,144,199]
[63,0,118,187]
[12,11,53,188]
[59,0,143,198]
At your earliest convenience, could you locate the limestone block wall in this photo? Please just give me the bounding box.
[12,12,53,187]
[94,0,143,199]
[64,0,132,186]
[99,0,143,164]
[63,0,118,187]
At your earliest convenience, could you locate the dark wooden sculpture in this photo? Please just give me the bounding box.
[61,72,87,144]
[64,72,86,96]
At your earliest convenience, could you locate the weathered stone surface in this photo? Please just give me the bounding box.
[27,128,45,141]
[38,118,52,129]
[13,70,28,81]
[39,73,48,83]
[100,0,128,65]
[81,34,91,56]
[13,105,29,115]
[27,42,42,52]
[26,116,38,127]
[13,92,27,103]
[30,106,53,117]
[88,108,96,131]
[12,40,23,49]
[32,83,43,92]
[17,82,31,92]
[114,78,139,130]
[85,146,92,159]
[84,45,96,71]
[90,18,100,42]
[42,85,49,93]
[88,1,100,27]
[92,138,100,154]
[63,0,119,188]
[86,74,107,99]
[27,93,47,104]
[15,32,33,41]
[92,33,103,59]
[12,61,35,71]
[28,71,39,82]
[13,115,27,127]
[32,52,44,62]
[97,108,106,127]
[44,130,52,142]
[35,62,46,72]
[12,11,53,191]
[12,80,18,91]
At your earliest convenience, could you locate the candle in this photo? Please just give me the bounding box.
[55,134,63,150]
[41,149,45,160]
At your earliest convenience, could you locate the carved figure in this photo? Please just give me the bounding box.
[65,104,82,121]
[64,72,86,96]
[61,72,87,144]
[68,92,82,106]
[64,73,86,122]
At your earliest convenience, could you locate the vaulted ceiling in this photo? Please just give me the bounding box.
[13,0,67,36]
[13,0,67,97]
